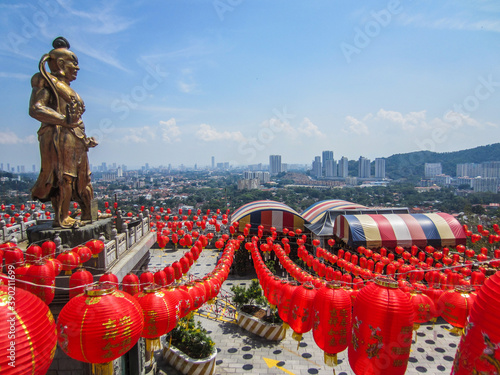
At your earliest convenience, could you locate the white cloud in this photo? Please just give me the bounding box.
[178,80,196,93]
[56,1,137,35]
[159,119,181,142]
[344,115,370,135]
[119,118,181,144]
[0,72,31,80]
[339,109,500,156]
[0,131,36,145]
[195,124,246,142]
[376,109,428,131]
[343,109,497,137]
[399,13,500,33]
[297,117,325,137]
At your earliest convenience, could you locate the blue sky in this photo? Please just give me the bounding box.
[1,0,500,170]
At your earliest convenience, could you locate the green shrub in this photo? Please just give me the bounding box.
[230,279,267,309]
[169,315,215,359]
[265,259,276,274]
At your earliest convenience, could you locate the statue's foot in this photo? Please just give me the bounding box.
[58,216,77,229]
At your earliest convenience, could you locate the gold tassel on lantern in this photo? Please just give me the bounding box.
[162,335,172,357]
[292,331,302,349]
[445,326,465,336]
[324,352,338,366]
[413,323,420,343]
[280,322,289,339]
[146,338,161,353]
[92,362,113,375]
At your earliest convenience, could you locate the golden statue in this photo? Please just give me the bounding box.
[29,37,97,228]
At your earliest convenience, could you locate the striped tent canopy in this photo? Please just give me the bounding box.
[301,200,368,224]
[231,200,305,233]
[334,213,466,249]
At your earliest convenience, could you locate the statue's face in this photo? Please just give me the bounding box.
[58,53,79,82]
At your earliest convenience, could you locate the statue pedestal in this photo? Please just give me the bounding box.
[27,217,114,248]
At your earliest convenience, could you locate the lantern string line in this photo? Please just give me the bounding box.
[252,243,492,289]
[5,241,235,292]
[1,229,494,290]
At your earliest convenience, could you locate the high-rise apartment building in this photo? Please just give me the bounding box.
[424,163,442,178]
[457,163,482,178]
[473,177,499,193]
[322,151,333,176]
[482,161,500,178]
[211,156,215,169]
[339,156,349,178]
[312,156,322,178]
[375,158,385,179]
[324,159,337,177]
[358,156,371,178]
[269,155,282,175]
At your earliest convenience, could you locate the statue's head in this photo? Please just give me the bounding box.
[47,37,79,82]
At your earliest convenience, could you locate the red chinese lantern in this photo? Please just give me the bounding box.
[277,280,299,327]
[4,247,24,268]
[471,270,486,291]
[452,270,500,374]
[172,261,182,280]
[154,269,168,286]
[313,281,352,366]
[41,240,56,259]
[25,244,43,263]
[288,281,317,345]
[86,239,105,258]
[179,256,190,274]
[0,285,57,373]
[157,234,169,249]
[165,285,193,319]
[163,266,175,285]
[134,284,179,355]
[139,271,155,291]
[99,271,119,287]
[348,276,414,375]
[182,281,207,310]
[69,268,94,298]
[57,284,144,374]
[74,245,92,265]
[17,259,55,305]
[409,290,437,334]
[57,250,80,275]
[437,286,476,334]
[45,257,63,276]
[122,273,140,295]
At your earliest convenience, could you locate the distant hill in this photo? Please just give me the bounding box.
[383,143,500,180]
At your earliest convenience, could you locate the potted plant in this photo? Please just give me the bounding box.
[231,279,285,341]
[163,314,217,375]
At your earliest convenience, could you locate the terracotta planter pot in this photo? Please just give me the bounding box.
[237,309,285,341]
[163,344,217,375]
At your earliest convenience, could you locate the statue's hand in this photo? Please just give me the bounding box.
[87,137,98,148]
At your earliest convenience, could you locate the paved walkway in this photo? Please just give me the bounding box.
[148,246,461,375]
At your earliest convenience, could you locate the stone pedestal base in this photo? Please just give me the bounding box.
[27,217,114,248]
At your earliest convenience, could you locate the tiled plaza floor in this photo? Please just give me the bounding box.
[148,246,461,375]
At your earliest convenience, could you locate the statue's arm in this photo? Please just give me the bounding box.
[28,74,65,124]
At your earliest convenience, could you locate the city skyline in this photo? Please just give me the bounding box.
[1,1,500,168]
